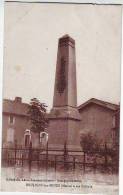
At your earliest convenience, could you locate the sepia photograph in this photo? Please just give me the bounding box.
[0,1,122,194]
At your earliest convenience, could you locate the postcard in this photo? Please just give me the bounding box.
[0,1,122,194]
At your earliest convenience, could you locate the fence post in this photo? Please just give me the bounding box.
[64,142,68,170]
[55,155,57,172]
[7,153,9,166]
[22,154,24,167]
[46,141,48,172]
[14,140,17,165]
[73,157,75,171]
[83,151,86,172]
[104,142,108,169]
[37,149,40,168]
[28,141,32,169]
[93,154,97,173]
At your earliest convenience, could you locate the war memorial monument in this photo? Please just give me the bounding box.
[48,34,81,151]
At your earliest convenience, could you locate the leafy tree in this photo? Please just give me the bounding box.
[107,143,119,172]
[80,132,119,172]
[28,98,49,138]
[80,132,100,153]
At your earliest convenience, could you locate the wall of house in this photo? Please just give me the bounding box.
[2,113,43,148]
[78,104,115,145]
[2,113,30,146]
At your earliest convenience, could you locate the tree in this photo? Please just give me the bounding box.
[80,132,100,153]
[80,132,119,172]
[28,98,49,139]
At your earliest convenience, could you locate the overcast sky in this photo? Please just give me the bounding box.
[3,2,122,109]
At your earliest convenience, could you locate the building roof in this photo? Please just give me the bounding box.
[3,97,29,117]
[3,97,120,117]
[78,98,120,111]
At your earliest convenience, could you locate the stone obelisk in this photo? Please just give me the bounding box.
[48,35,81,151]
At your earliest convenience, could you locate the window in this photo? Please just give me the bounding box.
[111,130,116,141]
[40,132,48,143]
[24,129,31,147]
[9,115,15,125]
[40,132,48,149]
[112,116,116,128]
[7,128,14,143]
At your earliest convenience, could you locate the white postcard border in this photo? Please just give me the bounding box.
[0,1,123,195]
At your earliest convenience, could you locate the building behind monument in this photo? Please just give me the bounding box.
[2,96,120,149]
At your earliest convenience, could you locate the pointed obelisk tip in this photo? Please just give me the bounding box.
[59,34,75,45]
[61,34,70,38]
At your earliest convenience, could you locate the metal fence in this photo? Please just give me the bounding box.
[1,144,119,173]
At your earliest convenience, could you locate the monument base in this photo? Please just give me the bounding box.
[47,106,81,151]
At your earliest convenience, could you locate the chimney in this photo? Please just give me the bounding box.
[15,97,22,103]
